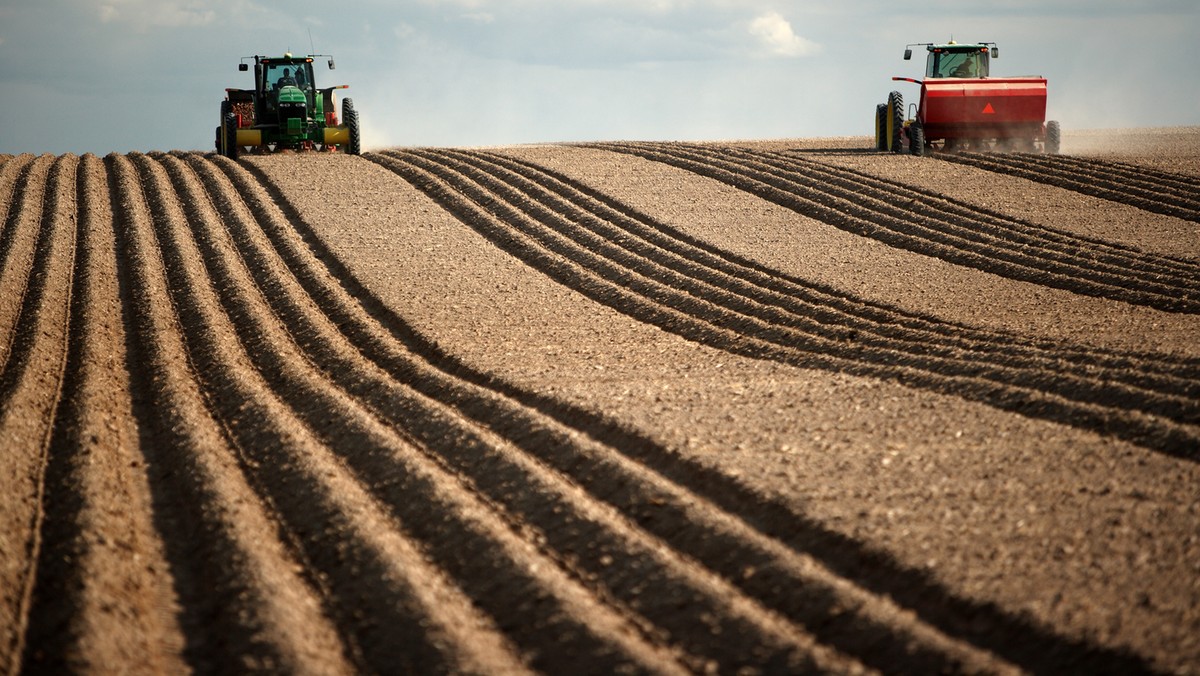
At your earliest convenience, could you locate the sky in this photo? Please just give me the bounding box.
[0,0,1197,155]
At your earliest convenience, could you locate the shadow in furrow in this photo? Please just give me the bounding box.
[755,148,1199,281]
[468,148,1200,387]
[601,142,1200,313]
[145,154,463,674]
[20,155,97,671]
[0,156,39,277]
[230,156,1159,673]
[0,156,71,430]
[106,154,311,674]
[938,152,1200,222]
[0,157,53,379]
[3,155,78,673]
[438,148,1200,419]
[161,153,666,675]
[203,154,833,674]
[376,150,1200,459]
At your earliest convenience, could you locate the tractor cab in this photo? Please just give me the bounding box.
[253,55,317,133]
[905,42,997,79]
[260,58,315,100]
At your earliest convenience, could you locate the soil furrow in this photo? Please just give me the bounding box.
[180,151,889,675]
[444,148,1200,413]
[674,142,1200,297]
[480,148,1200,386]
[1041,152,1200,190]
[2,136,1195,674]
[157,151,646,675]
[237,152,1028,674]
[482,147,1200,379]
[1012,152,1200,198]
[599,142,1200,313]
[18,154,187,673]
[375,149,1200,458]
[759,147,1200,280]
[0,155,54,372]
[108,153,352,674]
[345,151,1165,673]
[0,154,35,247]
[0,155,78,673]
[204,152,869,674]
[941,152,1200,222]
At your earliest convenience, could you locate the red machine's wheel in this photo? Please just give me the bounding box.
[909,123,925,156]
[1045,120,1061,154]
[887,91,904,154]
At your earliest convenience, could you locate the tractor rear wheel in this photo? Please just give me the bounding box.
[1045,120,1061,154]
[909,123,925,156]
[218,100,231,154]
[887,91,904,154]
[222,112,239,160]
[875,104,887,151]
[343,98,361,156]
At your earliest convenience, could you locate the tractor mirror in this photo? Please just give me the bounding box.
[991,47,999,58]
[328,58,336,70]
[239,63,248,71]
[903,48,912,60]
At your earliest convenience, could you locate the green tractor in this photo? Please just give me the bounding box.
[216,53,361,157]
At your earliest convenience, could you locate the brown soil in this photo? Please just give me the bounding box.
[1,128,1198,674]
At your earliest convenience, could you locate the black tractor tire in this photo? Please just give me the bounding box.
[222,112,240,160]
[1045,120,1061,154]
[887,91,904,154]
[218,100,231,154]
[909,123,925,156]
[875,104,888,151]
[343,97,361,155]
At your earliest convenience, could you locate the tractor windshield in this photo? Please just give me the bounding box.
[926,48,989,78]
[265,62,314,91]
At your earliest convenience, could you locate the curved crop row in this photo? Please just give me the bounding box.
[0,154,78,672]
[937,151,1200,222]
[0,147,1169,674]
[224,149,1000,673]
[595,142,1200,314]
[373,148,1199,460]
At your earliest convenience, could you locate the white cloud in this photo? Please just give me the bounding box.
[748,11,818,57]
[93,0,222,31]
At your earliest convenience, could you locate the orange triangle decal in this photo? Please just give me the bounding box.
[982,103,995,114]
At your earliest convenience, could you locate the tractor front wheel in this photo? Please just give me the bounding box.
[886,91,904,154]
[343,98,361,155]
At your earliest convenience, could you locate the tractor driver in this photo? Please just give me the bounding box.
[950,54,980,77]
[277,68,297,88]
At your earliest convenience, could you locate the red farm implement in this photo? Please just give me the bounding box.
[876,41,1060,156]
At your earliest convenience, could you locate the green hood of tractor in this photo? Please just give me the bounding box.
[278,85,306,104]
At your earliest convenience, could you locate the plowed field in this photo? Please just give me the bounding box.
[2,127,1198,674]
